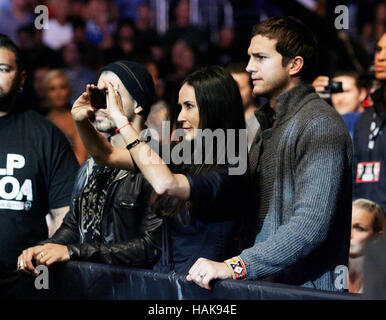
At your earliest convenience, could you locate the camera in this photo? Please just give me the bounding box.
[323,81,343,94]
[89,87,107,109]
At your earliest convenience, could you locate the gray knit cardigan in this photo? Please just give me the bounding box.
[240,83,353,291]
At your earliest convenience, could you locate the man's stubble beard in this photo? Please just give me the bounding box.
[0,79,20,112]
[95,110,135,134]
[95,117,116,134]
[253,76,290,101]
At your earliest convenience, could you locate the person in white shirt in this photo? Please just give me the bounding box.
[42,0,73,50]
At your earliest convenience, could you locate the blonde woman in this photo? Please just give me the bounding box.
[349,199,385,293]
[43,70,89,165]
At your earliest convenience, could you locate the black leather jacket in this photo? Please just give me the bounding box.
[39,158,162,268]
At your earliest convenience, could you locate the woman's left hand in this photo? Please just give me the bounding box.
[104,81,128,127]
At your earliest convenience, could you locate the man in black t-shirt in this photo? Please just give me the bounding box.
[0,34,79,298]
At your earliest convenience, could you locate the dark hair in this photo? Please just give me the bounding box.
[333,70,368,90]
[225,62,249,75]
[0,33,23,71]
[17,24,36,37]
[152,65,246,219]
[70,17,86,30]
[182,65,245,133]
[251,16,317,80]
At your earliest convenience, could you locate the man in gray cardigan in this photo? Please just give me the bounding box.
[187,16,352,292]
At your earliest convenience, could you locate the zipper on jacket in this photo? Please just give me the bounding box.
[119,201,136,207]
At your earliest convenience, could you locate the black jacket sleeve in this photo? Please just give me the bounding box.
[38,209,81,246]
[66,211,162,268]
[39,162,163,269]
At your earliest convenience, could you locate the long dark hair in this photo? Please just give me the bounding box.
[151,65,246,220]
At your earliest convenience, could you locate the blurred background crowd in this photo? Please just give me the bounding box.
[0,0,384,117]
[0,0,385,296]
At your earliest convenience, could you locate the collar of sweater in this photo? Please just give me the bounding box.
[274,82,317,121]
[254,82,319,133]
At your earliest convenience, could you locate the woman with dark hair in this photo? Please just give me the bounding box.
[71,65,252,273]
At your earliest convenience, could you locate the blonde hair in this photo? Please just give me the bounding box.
[42,69,72,95]
[353,199,385,234]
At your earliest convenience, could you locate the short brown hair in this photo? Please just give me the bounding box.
[333,70,368,90]
[251,16,317,80]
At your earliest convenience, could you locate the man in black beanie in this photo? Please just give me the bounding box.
[17,61,163,279]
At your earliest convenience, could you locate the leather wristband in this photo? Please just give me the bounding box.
[126,139,141,150]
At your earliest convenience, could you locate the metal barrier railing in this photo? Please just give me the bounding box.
[17,261,361,300]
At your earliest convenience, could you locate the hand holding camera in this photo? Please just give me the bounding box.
[104,81,129,128]
[72,82,129,127]
[312,75,343,99]
[71,84,97,122]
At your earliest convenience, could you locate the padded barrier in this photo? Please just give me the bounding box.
[18,261,361,300]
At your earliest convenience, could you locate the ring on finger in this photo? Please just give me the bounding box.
[198,273,204,279]
[17,261,24,269]
[40,252,44,258]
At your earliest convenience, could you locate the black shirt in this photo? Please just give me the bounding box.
[0,110,79,273]
[153,164,250,274]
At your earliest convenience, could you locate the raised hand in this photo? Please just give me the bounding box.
[104,80,128,127]
[312,75,329,93]
[71,84,96,122]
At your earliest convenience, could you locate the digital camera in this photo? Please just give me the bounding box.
[89,87,107,109]
[323,81,343,94]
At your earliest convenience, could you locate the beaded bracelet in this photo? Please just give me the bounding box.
[224,256,247,280]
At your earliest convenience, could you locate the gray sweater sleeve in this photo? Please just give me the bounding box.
[239,115,352,280]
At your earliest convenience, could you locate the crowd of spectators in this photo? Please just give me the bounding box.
[0,0,381,116]
[0,0,385,299]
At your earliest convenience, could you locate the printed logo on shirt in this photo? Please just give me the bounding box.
[0,154,33,211]
[356,161,381,183]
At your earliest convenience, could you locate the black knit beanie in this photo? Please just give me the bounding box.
[101,61,155,118]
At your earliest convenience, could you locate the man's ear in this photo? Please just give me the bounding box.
[359,88,367,102]
[288,56,304,77]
